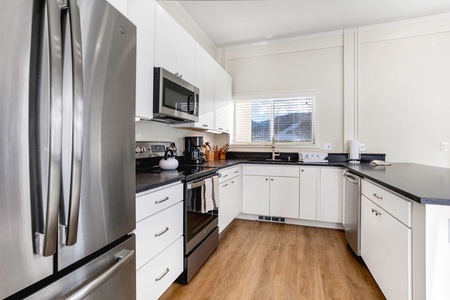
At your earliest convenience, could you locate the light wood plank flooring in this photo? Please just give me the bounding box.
[160,219,385,300]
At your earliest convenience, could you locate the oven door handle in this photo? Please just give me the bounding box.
[187,180,205,190]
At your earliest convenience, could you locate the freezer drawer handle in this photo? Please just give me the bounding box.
[155,227,169,237]
[65,249,135,300]
[155,196,169,204]
[155,268,170,281]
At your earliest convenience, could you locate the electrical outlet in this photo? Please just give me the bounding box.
[441,142,449,152]
[323,143,332,151]
[359,143,365,151]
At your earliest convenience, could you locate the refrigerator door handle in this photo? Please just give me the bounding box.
[65,249,135,300]
[34,0,64,257]
[64,0,84,247]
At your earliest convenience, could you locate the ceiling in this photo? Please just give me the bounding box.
[178,0,450,47]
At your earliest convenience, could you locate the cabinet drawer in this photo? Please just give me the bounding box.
[135,201,183,269]
[136,182,183,222]
[137,236,183,300]
[243,165,299,177]
[361,180,411,227]
[219,165,241,183]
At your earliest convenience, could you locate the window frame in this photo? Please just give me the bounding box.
[231,90,320,150]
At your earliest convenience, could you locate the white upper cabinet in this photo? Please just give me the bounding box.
[213,62,229,132]
[127,0,156,119]
[154,4,195,84]
[193,46,214,129]
[107,0,127,15]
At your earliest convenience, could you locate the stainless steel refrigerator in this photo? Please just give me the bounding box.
[0,0,136,298]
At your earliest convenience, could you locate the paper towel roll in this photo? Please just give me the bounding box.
[349,140,360,160]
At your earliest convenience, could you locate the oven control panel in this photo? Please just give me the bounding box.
[135,141,177,159]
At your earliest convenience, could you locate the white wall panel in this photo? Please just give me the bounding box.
[358,31,450,167]
[225,35,344,152]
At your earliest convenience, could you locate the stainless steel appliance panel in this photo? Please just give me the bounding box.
[344,171,361,256]
[26,235,136,300]
[58,0,136,270]
[0,1,54,298]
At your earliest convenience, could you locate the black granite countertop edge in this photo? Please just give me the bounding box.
[136,159,450,206]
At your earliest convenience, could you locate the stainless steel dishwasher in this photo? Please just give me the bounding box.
[343,170,361,256]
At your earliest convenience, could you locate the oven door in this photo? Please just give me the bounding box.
[185,178,218,254]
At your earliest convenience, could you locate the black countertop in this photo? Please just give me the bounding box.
[136,159,450,206]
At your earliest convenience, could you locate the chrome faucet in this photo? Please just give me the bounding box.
[271,137,280,160]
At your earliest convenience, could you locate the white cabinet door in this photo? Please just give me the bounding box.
[219,179,232,233]
[270,177,299,218]
[230,175,242,220]
[361,195,412,300]
[361,196,379,278]
[193,46,214,129]
[213,63,228,132]
[242,176,270,215]
[319,168,343,223]
[299,167,318,220]
[378,207,411,300]
[127,0,155,119]
[154,4,195,83]
[154,5,177,75]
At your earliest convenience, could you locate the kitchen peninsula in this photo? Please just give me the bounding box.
[136,157,450,300]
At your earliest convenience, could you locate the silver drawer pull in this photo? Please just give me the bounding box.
[233,170,239,174]
[371,208,381,216]
[222,184,228,188]
[155,196,169,204]
[373,193,383,200]
[155,268,170,281]
[223,174,228,178]
[155,227,169,237]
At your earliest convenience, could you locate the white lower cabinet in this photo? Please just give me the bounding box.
[361,180,412,300]
[299,167,343,223]
[218,166,242,233]
[137,237,183,300]
[135,182,184,300]
[242,165,299,218]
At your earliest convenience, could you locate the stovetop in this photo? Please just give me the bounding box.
[136,158,218,181]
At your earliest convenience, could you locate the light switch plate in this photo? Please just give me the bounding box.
[323,143,331,150]
[441,142,449,152]
[359,143,365,151]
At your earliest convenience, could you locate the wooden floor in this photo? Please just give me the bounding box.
[160,219,385,300]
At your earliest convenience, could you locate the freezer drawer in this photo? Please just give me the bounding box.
[25,235,136,300]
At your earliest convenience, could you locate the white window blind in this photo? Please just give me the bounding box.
[233,97,315,144]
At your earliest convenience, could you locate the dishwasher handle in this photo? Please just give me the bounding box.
[343,172,360,185]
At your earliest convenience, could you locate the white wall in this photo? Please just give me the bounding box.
[357,14,450,167]
[224,32,345,153]
[222,14,450,167]
[136,121,227,156]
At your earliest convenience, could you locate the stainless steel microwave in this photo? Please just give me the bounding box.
[153,67,199,123]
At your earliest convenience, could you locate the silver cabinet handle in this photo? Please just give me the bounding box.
[155,227,169,237]
[373,193,383,200]
[155,268,170,281]
[202,124,208,127]
[233,170,239,174]
[223,174,228,178]
[265,178,268,181]
[371,208,381,216]
[66,249,135,300]
[271,178,274,181]
[222,184,228,188]
[65,0,84,247]
[155,196,169,204]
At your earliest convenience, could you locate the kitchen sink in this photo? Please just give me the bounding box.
[248,159,301,164]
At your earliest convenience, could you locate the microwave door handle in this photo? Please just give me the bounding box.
[34,0,64,257]
[64,0,84,246]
